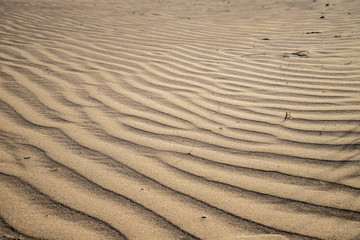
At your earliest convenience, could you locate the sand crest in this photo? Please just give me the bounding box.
[1,0,360,239]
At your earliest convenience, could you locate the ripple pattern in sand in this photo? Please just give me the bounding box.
[0,0,360,239]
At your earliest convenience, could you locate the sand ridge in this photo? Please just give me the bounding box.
[0,0,360,239]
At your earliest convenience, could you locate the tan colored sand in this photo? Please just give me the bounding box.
[0,0,360,239]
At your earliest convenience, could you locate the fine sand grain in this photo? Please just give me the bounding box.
[1,0,360,239]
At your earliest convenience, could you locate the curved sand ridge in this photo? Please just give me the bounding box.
[0,0,360,239]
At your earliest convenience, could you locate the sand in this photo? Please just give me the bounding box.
[0,0,360,239]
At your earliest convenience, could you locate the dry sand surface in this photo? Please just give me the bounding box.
[0,0,360,239]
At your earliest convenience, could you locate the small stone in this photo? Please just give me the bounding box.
[262,38,270,40]
[201,215,207,219]
[325,3,329,6]
[320,16,325,19]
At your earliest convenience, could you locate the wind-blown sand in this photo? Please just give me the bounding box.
[0,0,360,239]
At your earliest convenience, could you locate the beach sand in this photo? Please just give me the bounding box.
[0,0,360,239]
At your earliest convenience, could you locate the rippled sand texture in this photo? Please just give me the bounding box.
[1,0,360,239]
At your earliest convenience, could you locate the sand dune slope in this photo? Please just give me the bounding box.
[1,0,360,239]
